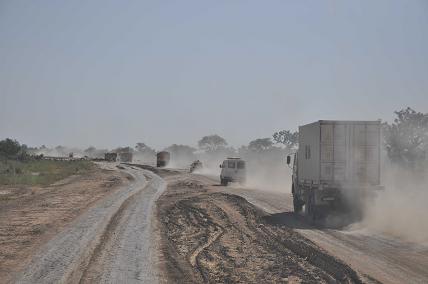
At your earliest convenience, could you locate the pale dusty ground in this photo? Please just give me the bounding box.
[13,164,168,284]
[0,163,131,283]
[208,178,428,284]
[5,164,427,284]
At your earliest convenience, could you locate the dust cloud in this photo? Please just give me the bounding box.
[241,151,292,193]
[362,163,428,244]
[188,148,292,193]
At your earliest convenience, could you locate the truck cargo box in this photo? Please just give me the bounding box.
[157,151,170,167]
[298,120,381,187]
[118,152,133,163]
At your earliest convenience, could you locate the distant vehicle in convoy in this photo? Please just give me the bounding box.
[189,160,203,173]
[220,158,246,186]
[105,152,118,162]
[119,152,133,163]
[287,120,382,220]
[157,151,170,167]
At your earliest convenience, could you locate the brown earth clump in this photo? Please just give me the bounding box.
[156,173,362,283]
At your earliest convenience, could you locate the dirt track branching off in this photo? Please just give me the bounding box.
[156,174,363,283]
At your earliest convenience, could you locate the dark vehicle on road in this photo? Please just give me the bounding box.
[189,160,203,173]
[157,151,170,167]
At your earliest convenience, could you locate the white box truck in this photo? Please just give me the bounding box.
[287,120,382,220]
[220,158,246,186]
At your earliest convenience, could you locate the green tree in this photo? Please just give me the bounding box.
[135,142,155,154]
[383,107,428,166]
[198,135,228,152]
[113,146,134,153]
[272,130,299,150]
[164,144,196,156]
[84,146,97,155]
[164,144,197,165]
[248,138,273,152]
[0,138,22,158]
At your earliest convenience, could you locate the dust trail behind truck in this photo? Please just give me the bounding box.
[288,120,382,221]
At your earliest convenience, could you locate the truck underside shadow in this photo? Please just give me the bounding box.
[263,210,361,230]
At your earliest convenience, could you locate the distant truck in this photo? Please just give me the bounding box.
[105,152,118,162]
[157,151,170,167]
[118,152,133,163]
[220,158,246,186]
[287,120,382,220]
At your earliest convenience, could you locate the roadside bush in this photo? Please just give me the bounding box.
[0,138,31,162]
[0,138,22,159]
[383,107,428,169]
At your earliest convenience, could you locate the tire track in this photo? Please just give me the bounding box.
[226,186,428,284]
[85,169,166,283]
[188,226,224,267]
[157,173,364,283]
[78,184,140,283]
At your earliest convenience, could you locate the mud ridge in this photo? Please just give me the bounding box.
[157,174,364,283]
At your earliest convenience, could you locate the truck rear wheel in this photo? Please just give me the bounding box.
[292,184,303,213]
[293,195,303,213]
[305,192,317,222]
[221,179,228,186]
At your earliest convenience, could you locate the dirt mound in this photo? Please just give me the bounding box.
[156,175,362,283]
[171,180,204,189]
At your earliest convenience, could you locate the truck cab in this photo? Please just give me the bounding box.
[220,158,246,186]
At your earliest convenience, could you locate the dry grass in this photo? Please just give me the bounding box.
[0,159,94,187]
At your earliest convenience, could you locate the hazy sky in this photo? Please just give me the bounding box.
[1,1,427,150]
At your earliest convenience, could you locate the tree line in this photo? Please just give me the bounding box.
[1,107,426,168]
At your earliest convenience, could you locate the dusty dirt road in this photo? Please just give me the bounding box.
[195,175,428,284]
[8,165,428,283]
[222,185,428,284]
[13,164,167,284]
[156,170,428,284]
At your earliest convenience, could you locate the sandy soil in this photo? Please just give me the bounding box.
[213,182,428,284]
[0,163,131,283]
[14,164,168,284]
[156,173,363,283]
[78,165,168,283]
[7,164,426,283]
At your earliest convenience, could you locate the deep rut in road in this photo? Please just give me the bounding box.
[157,174,363,283]
[78,183,140,283]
